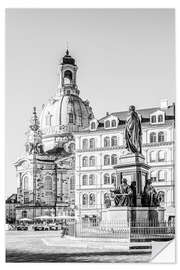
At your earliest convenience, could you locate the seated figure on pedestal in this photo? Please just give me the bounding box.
[110,178,134,207]
[142,179,160,207]
[125,105,142,154]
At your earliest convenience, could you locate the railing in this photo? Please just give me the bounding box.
[67,219,175,241]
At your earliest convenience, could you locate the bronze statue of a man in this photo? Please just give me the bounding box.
[125,105,142,154]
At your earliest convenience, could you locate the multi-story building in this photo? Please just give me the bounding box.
[6,194,18,223]
[74,100,175,222]
[14,50,94,220]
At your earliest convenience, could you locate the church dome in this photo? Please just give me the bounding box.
[40,92,93,137]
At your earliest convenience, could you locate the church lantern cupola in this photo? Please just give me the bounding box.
[57,49,79,96]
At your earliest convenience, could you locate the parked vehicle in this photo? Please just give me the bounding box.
[33,223,49,231]
[16,224,28,231]
[48,223,58,230]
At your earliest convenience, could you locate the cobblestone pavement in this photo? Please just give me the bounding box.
[6,231,151,262]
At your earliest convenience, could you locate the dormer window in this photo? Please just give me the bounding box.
[158,114,163,123]
[105,120,110,128]
[151,115,156,123]
[112,120,116,127]
[91,122,96,130]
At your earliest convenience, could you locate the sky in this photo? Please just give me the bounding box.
[5,9,175,197]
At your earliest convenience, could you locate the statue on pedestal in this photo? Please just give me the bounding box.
[125,105,142,154]
[110,178,134,207]
[142,179,160,207]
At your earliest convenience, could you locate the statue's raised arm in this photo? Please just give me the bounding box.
[125,105,142,154]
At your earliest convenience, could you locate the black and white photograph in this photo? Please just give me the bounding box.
[4,7,176,263]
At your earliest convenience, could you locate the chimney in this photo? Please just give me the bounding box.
[106,112,109,116]
[160,99,168,110]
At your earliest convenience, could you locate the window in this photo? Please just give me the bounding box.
[23,176,29,190]
[70,176,75,190]
[151,115,156,123]
[150,171,157,182]
[158,150,166,161]
[104,173,110,184]
[45,176,52,190]
[24,197,29,204]
[104,137,110,147]
[82,139,88,150]
[158,114,163,123]
[89,156,95,167]
[89,193,95,205]
[22,210,27,218]
[91,122,96,130]
[45,112,52,126]
[111,154,117,165]
[111,136,117,147]
[82,156,88,167]
[82,175,88,185]
[89,138,95,149]
[158,170,166,182]
[111,174,116,185]
[104,155,110,166]
[69,113,74,123]
[82,194,88,205]
[158,191,165,203]
[105,120,110,128]
[150,151,156,162]
[150,132,156,143]
[89,174,95,185]
[158,132,165,143]
[112,120,116,127]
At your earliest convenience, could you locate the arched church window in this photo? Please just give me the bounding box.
[104,137,110,147]
[44,176,53,190]
[111,154,117,165]
[22,210,27,218]
[23,176,29,190]
[104,173,110,184]
[64,70,72,84]
[158,132,165,143]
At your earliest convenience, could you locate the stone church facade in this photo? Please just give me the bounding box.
[14,50,94,220]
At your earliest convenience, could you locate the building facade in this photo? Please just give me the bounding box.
[74,100,175,222]
[6,194,18,223]
[14,50,94,220]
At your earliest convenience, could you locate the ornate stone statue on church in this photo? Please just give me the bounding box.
[110,178,134,207]
[141,179,160,207]
[125,105,142,154]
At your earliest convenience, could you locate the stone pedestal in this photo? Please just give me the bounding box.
[114,153,150,207]
[102,207,130,226]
